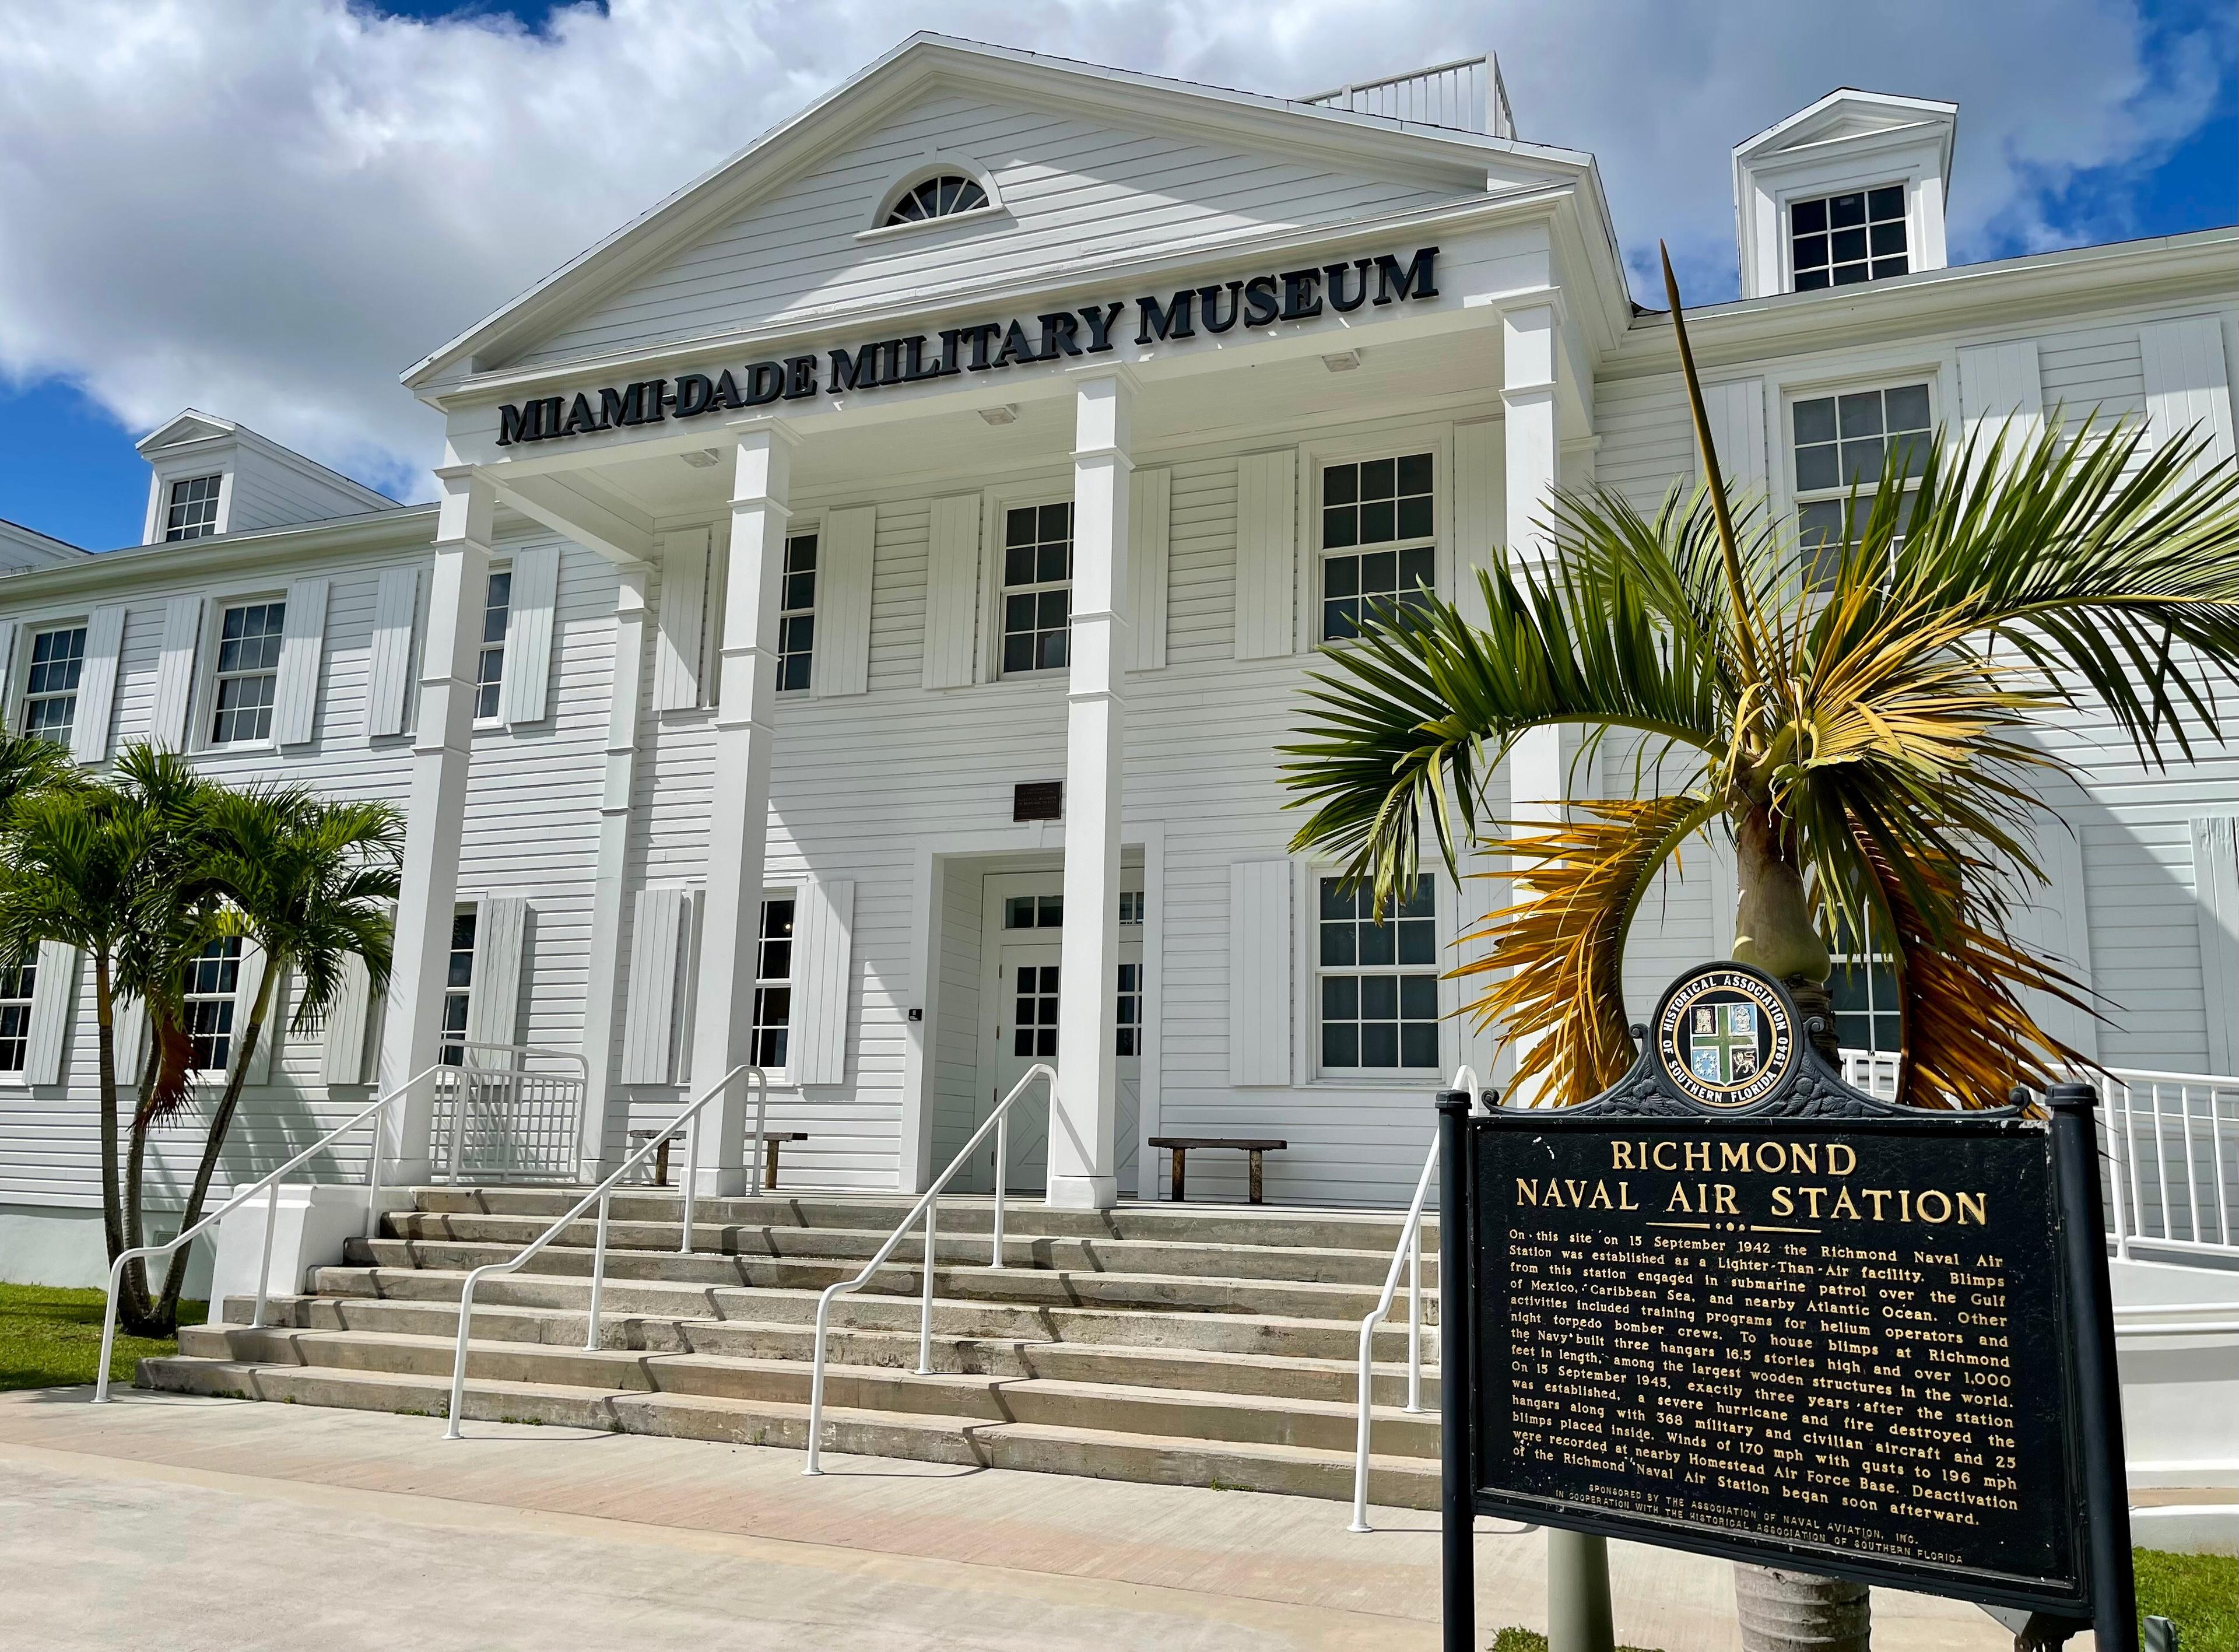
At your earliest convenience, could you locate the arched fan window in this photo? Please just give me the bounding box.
[883,173,989,227]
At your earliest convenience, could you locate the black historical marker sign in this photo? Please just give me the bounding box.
[1440,961,2136,1644]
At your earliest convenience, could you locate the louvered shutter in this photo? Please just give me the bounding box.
[1700,378,1768,492]
[114,997,149,1086]
[921,494,981,689]
[234,945,279,1085]
[2140,317,2236,486]
[815,506,875,698]
[70,605,126,764]
[1228,861,1292,1085]
[23,941,77,1085]
[652,528,708,712]
[465,896,527,1051]
[271,577,330,746]
[792,878,855,1086]
[1234,450,1297,660]
[619,886,689,1084]
[499,548,559,726]
[322,953,374,1084]
[149,595,203,748]
[1958,341,2044,479]
[365,566,419,739]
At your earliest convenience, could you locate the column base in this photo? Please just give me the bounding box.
[692,1164,748,1198]
[1043,1173,1117,1211]
[380,1156,434,1190]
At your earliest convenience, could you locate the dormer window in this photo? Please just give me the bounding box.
[164,473,223,541]
[882,173,988,227]
[1790,185,1908,290]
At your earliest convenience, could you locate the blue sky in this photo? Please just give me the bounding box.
[1,0,2231,552]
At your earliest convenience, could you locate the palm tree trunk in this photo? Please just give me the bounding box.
[155,963,278,1328]
[93,951,125,1267]
[1728,807,1867,1652]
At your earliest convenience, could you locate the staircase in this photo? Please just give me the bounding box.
[138,1187,1444,1507]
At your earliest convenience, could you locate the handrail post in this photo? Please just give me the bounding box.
[364,1094,390,1243]
[751,1083,768,1198]
[1404,1215,1424,1413]
[681,1112,699,1255]
[2104,1075,2132,1260]
[251,1181,281,1330]
[585,1191,611,1351]
[990,1112,1008,1269]
[917,1197,938,1374]
[93,1250,132,1404]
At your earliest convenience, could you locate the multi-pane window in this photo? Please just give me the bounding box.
[475,570,511,719]
[884,173,988,227]
[1013,962,1059,1058]
[1005,894,1063,930]
[1318,876,1438,1071]
[1792,384,1932,589]
[1118,890,1145,927]
[440,911,475,1064]
[164,474,222,541]
[1116,963,1142,1057]
[1001,503,1072,674]
[20,626,87,747]
[1830,921,1901,1053]
[777,531,817,692]
[183,937,242,1072]
[0,959,35,1073]
[209,601,286,744]
[1790,186,1908,290]
[750,897,795,1069]
[1321,453,1434,641]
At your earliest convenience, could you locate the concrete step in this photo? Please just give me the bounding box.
[380,1209,1430,1289]
[135,1355,1441,1509]
[175,1323,1441,1458]
[342,1236,1433,1324]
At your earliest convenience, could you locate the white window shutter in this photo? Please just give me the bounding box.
[499,547,560,726]
[114,996,148,1086]
[815,506,876,698]
[1234,449,1297,661]
[149,594,203,748]
[620,886,689,1084]
[1957,341,2045,469]
[24,941,78,1085]
[922,494,981,689]
[1452,420,1503,630]
[2191,816,2239,1075]
[322,953,374,1084]
[271,577,330,747]
[234,945,280,1085]
[365,566,419,739]
[652,528,708,713]
[1228,861,1292,1085]
[2140,317,2236,486]
[793,877,855,1086]
[465,896,527,1050]
[1700,378,1768,492]
[1128,468,1171,672]
[2009,819,2097,1062]
[71,605,127,764]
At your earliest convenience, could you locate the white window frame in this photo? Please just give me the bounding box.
[858,152,1006,240]
[473,562,513,727]
[163,472,227,542]
[1295,861,1460,1087]
[975,477,1076,685]
[1829,932,1903,1056]
[1293,421,1455,655]
[1767,153,1942,296]
[1782,374,1940,590]
[182,934,244,1080]
[0,953,35,1076]
[1785,181,1912,293]
[16,619,90,749]
[439,906,476,1064]
[197,591,290,751]
[750,888,798,1085]
[774,522,820,696]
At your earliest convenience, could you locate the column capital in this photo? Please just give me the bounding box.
[431,464,496,547]
[725,414,802,448]
[1066,360,1143,394]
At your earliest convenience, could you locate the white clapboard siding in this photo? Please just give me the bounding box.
[2191,816,2239,1075]
[71,604,127,764]
[922,493,981,689]
[2010,819,2098,1062]
[499,546,560,726]
[1452,419,1501,629]
[619,886,690,1084]
[815,506,876,698]
[365,566,419,739]
[1228,861,1292,1085]
[466,896,528,1049]
[1957,339,2045,466]
[1234,449,1297,660]
[2139,316,2237,486]
[1700,378,1768,491]
[23,941,78,1085]
[271,577,330,746]
[794,877,855,1086]
[321,953,374,1084]
[149,594,204,748]
[652,527,709,712]
[1128,467,1171,672]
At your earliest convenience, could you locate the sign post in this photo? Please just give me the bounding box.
[1441,962,2137,1652]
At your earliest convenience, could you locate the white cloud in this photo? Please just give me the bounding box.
[0,0,2223,513]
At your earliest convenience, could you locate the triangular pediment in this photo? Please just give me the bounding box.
[1736,88,1957,167]
[135,408,237,455]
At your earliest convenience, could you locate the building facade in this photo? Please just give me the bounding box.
[2,37,2234,1281]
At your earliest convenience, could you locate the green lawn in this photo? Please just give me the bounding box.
[0,1283,203,1392]
[2137,1548,2237,1652]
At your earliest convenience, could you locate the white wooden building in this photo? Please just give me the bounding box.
[2,36,2234,1283]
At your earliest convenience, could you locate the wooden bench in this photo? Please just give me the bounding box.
[626,1130,808,1190]
[1148,1137,1287,1205]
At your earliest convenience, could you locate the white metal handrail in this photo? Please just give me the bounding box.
[440,1064,761,1439]
[802,1062,1057,1475]
[93,1062,444,1402]
[1349,1066,1486,1533]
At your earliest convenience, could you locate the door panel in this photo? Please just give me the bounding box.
[991,942,1059,1190]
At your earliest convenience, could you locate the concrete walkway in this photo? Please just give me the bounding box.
[0,1387,2008,1652]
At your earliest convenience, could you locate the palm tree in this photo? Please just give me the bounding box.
[1281,254,2239,1650]
[145,783,402,1327]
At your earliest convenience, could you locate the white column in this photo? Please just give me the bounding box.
[378,465,492,1183]
[685,419,794,1194]
[1049,372,1133,1211]
[577,559,652,1176]
[1503,304,1567,1100]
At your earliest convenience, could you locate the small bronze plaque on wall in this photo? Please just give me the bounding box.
[1013,781,1062,822]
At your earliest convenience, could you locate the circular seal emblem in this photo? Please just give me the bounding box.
[1650,963,1798,1110]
